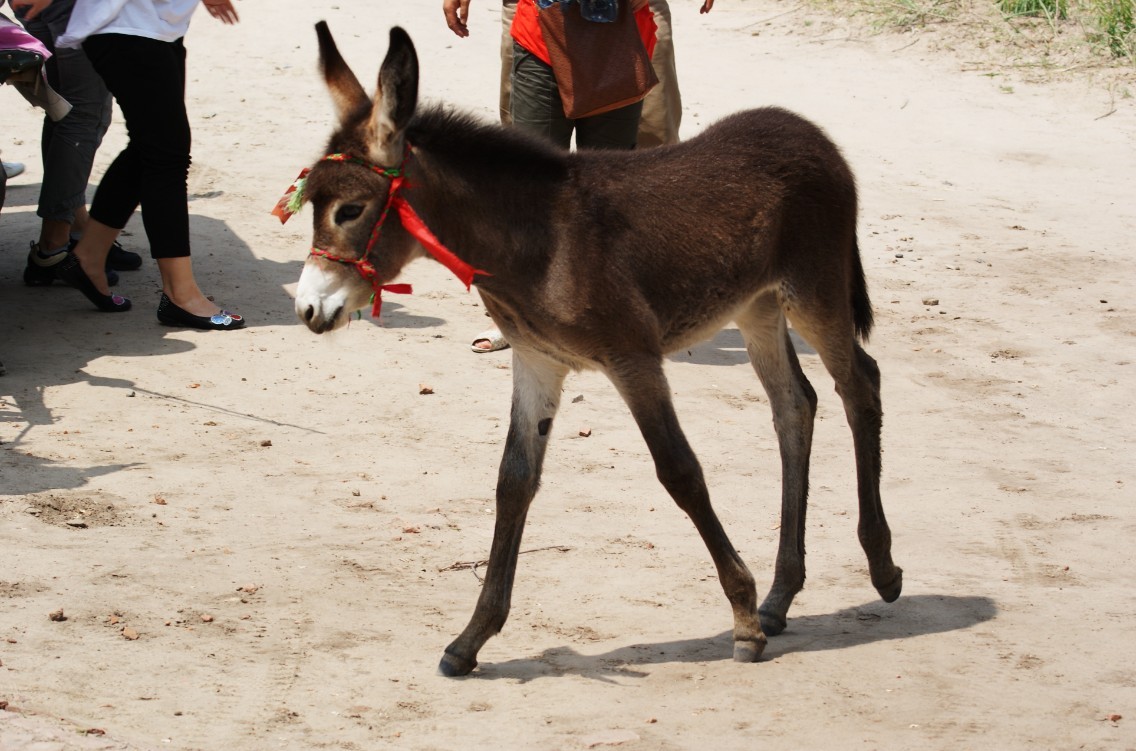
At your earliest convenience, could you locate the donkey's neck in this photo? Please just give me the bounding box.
[403,107,570,284]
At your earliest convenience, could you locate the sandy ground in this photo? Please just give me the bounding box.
[2,1,1135,749]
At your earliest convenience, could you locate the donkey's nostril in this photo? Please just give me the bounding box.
[303,305,315,323]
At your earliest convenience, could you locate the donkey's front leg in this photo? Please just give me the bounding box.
[439,351,568,677]
[610,358,765,663]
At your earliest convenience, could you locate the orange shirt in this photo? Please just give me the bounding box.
[511,0,658,65]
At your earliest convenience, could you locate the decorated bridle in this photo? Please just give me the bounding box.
[274,144,489,317]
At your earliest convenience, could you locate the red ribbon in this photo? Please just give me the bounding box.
[307,248,413,317]
[371,283,412,318]
[393,192,485,290]
[289,147,489,319]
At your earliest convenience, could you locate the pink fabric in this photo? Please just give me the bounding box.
[0,18,52,59]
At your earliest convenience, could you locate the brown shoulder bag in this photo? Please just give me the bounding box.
[537,1,658,120]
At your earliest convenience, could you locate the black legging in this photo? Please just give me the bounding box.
[82,33,192,259]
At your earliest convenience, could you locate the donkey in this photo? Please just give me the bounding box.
[293,23,902,677]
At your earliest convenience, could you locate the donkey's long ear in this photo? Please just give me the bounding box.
[316,21,369,124]
[367,26,419,166]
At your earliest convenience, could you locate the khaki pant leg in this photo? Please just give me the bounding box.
[500,0,517,125]
[638,0,681,147]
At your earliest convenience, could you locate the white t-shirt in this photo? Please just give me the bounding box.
[58,0,201,48]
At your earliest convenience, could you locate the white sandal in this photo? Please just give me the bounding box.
[470,328,509,353]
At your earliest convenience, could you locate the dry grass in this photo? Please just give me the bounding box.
[803,0,1135,96]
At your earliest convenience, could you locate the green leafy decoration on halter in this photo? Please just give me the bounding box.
[286,176,307,215]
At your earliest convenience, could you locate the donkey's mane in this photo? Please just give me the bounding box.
[407,104,569,185]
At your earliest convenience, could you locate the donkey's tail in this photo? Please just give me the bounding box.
[851,238,874,342]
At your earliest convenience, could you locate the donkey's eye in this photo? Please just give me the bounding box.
[335,204,365,224]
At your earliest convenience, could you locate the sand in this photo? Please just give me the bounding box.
[1,1,1134,749]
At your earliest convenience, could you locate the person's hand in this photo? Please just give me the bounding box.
[10,0,53,21]
[202,0,239,24]
[700,0,715,13]
[443,0,471,38]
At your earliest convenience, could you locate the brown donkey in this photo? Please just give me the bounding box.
[293,24,902,676]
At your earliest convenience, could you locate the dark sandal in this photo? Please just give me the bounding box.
[107,240,143,271]
[157,293,245,331]
[24,240,119,287]
[56,253,131,312]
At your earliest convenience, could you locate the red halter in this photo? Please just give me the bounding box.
[277,146,489,317]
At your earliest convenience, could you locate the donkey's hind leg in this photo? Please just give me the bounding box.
[439,350,569,677]
[736,294,818,636]
[791,314,903,605]
[608,355,765,662]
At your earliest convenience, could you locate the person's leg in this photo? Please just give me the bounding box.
[509,42,574,149]
[68,140,136,296]
[24,2,110,241]
[89,36,191,260]
[499,0,517,125]
[83,35,230,319]
[20,2,119,286]
[34,45,113,250]
[156,256,211,314]
[68,34,153,296]
[637,0,681,148]
[575,99,644,150]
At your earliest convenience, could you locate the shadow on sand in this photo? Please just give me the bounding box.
[669,327,817,367]
[2,180,464,492]
[0,206,302,492]
[464,594,997,684]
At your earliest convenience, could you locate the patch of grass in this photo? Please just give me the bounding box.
[871,0,961,29]
[997,0,1067,21]
[1089,0,1135,58]
[806,0,1136,77]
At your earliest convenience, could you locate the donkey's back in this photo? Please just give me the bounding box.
[483,106,868,361]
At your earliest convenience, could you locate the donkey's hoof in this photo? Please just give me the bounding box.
[733,637,766,663]
[438,650,477,677]
[876,567,903,604]
[758,608,787,637]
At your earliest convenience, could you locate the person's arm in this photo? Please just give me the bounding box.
[443,0,471,38]
[202,0,239,24]
[9,0,54,21]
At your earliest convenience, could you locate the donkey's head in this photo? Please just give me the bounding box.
[295,24,420,333]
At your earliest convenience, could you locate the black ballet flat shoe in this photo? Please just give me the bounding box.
[157,293,246,331]
[55,252,132,312]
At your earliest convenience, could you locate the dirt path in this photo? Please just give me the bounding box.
[2,1,1133,749]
